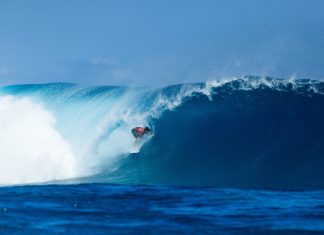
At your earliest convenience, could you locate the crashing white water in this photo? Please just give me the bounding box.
[0,96,77,185]
[0,92,148,185]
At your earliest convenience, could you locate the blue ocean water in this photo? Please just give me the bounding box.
[1,184,324,235]
[0,76,324,233]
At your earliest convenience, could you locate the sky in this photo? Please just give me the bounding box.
[0,0,323,86]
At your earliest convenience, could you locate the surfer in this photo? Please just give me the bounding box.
[131,127,152,142]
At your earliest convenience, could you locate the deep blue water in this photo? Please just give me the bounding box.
[1,77,324,233]
[0,184,324,235]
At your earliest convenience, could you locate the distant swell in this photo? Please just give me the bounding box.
[1,76,324,189]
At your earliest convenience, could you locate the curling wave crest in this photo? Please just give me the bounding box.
[0,76,324,188]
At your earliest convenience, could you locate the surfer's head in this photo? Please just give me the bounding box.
[144,127,151,134]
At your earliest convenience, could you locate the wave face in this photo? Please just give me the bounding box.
[1,76,324,189]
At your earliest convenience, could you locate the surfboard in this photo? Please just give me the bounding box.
[129,143,140,153]
[129,148,140,154]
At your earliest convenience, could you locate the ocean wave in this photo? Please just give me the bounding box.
[0,76,323,188]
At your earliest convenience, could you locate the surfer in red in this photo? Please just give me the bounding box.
[131,127,152,141]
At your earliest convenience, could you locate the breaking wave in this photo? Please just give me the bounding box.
[1,76,324,189]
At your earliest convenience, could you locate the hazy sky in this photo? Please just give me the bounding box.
[0,0,323,86]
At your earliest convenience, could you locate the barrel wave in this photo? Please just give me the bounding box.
[1,76,324,189]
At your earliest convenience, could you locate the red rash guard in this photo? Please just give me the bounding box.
[133,127,145,137]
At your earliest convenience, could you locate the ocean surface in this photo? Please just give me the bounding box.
[0,76,324,234]
[0,184,324,234]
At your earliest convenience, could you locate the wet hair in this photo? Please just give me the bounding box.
[144,127,151,133]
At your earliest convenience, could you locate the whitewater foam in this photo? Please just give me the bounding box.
[0,96,77,185]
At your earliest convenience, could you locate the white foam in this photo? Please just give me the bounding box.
[0,96,77,185]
